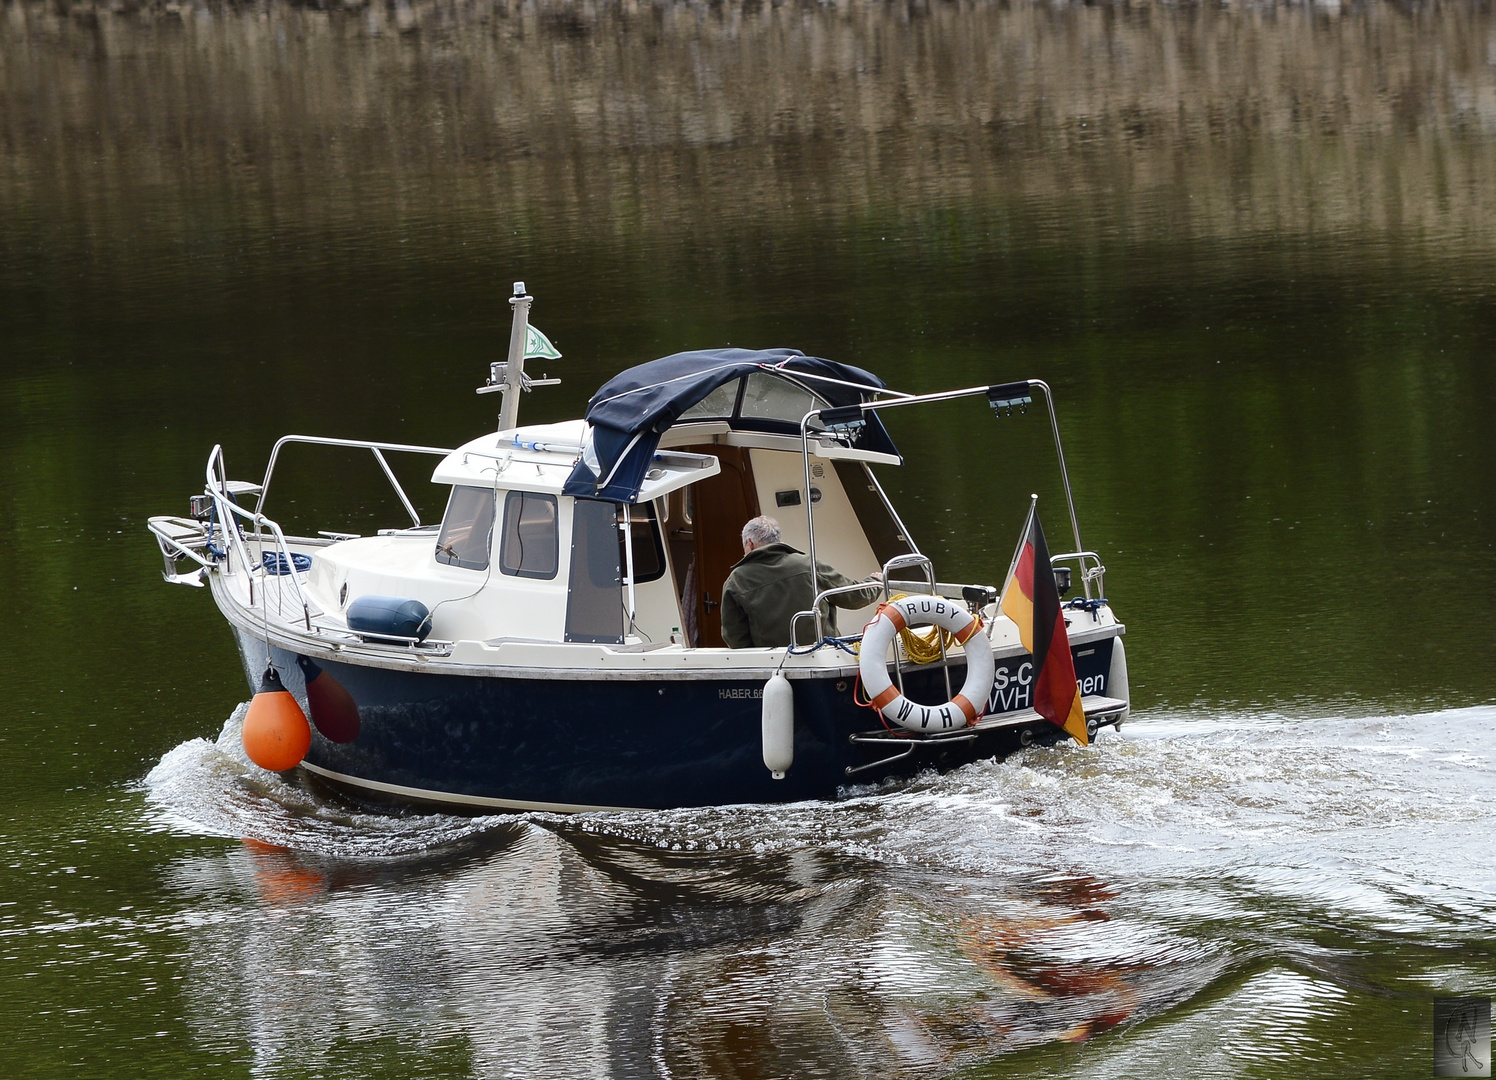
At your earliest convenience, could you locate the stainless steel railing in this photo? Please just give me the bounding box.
[198,436,455,629]
[794,376,1092,601]
[1048,550,1106,598]
[257,435,454,526]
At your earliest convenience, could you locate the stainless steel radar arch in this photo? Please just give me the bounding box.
[794,376,1090,613]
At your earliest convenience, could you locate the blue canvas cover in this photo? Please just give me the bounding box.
[562,348,899,503]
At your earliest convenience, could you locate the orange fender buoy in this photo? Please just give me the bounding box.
[297,656,361,743]
[242,666,312,771]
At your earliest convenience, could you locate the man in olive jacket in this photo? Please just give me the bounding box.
[720,516,883,648]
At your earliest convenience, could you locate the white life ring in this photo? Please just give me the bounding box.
[859,595,995,732]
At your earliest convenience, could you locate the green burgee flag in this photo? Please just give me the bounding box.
[524,325,562,360]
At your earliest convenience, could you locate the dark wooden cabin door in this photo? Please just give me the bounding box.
[676,445,758,648]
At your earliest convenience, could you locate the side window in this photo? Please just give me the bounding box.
[500,491,559,579]
[618,503,667,584]
[435,486,496,571]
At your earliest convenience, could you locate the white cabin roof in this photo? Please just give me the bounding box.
[432,420,721,499]
[431,421,586,493]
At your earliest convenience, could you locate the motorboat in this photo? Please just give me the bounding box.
[148,284,1128,812]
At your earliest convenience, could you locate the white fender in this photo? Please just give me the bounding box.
[859,596,995,732]
[1108,635,1129,730]
[761,673,794,778]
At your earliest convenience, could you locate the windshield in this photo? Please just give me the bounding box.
[435,486,495,570]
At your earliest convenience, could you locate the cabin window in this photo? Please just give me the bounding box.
[499,491,559,579]
[435,486,496,571]
[678,380,741,421]
[565,499,624,644]
[619,503,666,583]
[738,372,828,427]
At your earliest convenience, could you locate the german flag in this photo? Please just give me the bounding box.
[999,501,1088,745]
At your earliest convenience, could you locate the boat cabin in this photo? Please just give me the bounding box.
[304,354,914,650]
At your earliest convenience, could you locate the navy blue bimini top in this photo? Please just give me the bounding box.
[562,348,899,503]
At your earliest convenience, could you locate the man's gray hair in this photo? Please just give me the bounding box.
[741,515,783,548]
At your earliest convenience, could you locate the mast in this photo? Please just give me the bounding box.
[498,281,533,432]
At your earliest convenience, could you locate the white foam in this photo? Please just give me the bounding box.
[141,703,507,858]
[140,703,1496,923]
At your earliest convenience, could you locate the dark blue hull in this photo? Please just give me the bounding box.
[233,629,1119,811]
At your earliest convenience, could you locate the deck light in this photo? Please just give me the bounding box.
[962,585,997,613]
[987,381,1032,417]
[818,404,867,441]
[1053,566,1072,596]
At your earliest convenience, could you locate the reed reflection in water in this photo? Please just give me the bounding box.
[5,0,1496,262]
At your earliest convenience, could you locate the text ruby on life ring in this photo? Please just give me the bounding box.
[859,595,996,732]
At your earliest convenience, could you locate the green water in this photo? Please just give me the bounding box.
[2,0,1495,1075]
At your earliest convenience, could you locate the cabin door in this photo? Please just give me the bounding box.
[675,445,759,648]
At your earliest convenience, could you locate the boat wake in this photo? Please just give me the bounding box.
[143,703,507,858]
[141,702,1496,1077]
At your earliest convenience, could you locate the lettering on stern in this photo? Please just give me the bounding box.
[986,660,1107,714]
